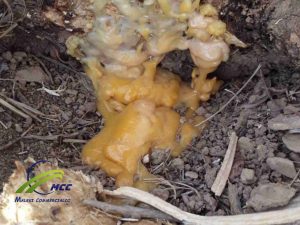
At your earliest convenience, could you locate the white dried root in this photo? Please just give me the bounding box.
[107,187,300,225]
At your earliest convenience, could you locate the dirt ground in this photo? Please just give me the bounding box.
[1,0,300,220]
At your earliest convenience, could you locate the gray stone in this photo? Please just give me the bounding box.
[65,97,73,105]
[241,168,256,184]
[238,137,255,154]
[15,124,23,133]
[268,114,300,130]
[170,158,184,170]
[282,134,300,153]
[266,157,297,178]
[247,183,296,211]
[257,144,273,161]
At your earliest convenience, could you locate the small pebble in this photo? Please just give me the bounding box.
[238,137,255,152]
[240,168,256,184]
[15,124,23,133]
[170,158,184,170]
[185,171,198,179]
[13,51,27,62]
[2,51,12,61]
[65,97,73,105]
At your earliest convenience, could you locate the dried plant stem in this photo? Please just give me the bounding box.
[211,132,238,196]
[83,199,177,222]
[0,23,17,39]
[23,133,86,143]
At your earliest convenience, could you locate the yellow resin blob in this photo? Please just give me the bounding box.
[66,0,245,191]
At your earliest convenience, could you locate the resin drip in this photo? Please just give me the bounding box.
[66,0,245,190]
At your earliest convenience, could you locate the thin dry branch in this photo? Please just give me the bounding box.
[196,64,262,127]
[23,133,87,143]
[211,132,238,196]
[0,125,34,151]
[0,93,57,120]
[0,23,17,39]
[0,96,32,124]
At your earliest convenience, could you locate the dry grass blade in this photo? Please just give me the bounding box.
[211,132,238,196]
[0,23,17,39]
[23,132,87,143]
[83,199,177,222]
[0,124,33,151]
[0,93,57,119]
[196,64,262,127]
[106,186,300,225]
[0,96,32,123]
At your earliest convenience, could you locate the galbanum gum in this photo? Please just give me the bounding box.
[63,0,245,190]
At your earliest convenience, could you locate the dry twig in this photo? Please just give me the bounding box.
[211,132,238,196]
[0,23,17,39]
[23,132,87,143]
[289,169,300,187]
[0,96,32,124]
[0,120,8,129]
[0,93,57,120]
